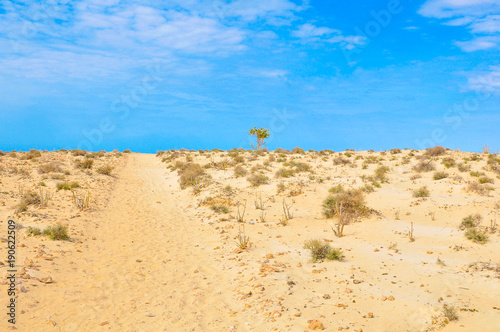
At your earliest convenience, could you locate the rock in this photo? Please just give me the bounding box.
[364,312,374,318]
[381,296,387,301]
[345,288,352,293]
[39,277,53,284]
[272,311,281,318]
[265,253,274,259]
[307,319,325,330]
[323,294,331,299]
[388,296,395,301]
[233,248,243,254]
[146,313,155,317]
[353,279,362,284]
[99,321,109,326]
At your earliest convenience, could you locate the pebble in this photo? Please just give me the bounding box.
[307,319,325,330]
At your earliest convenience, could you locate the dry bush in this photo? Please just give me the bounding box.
[75,158,94,169]
[413,160,436,172]
[441,157,456,168]
[38,162,64,174]
[333,156,351,166]
[123,149,132,153]
[323,188,369,219]
[390,148,402,154]
[292,147,305,154]
[275,167,295,178]
[233,165,248,177]
[97,165,113,176]
[425,146,446,156]
[71,149,87,156]
[247,173,270,187]
[177,163,209,189]
[374,166,390,183]
[466,182,492,195]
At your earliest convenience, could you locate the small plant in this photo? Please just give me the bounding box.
[413,186,430,198]
[247,173,270,187]
[442,304,458,322]
[303,239,343,262]
[233,165,248,178]
[38,187,52,207]
[425,146,446,156]
[478,176,494,184]
[254,192,264,210]
[433,171,448,180]
[97,165,113,176]
[374,166,390,183]
[72,191,90,210]
[259,209,267,223]
[75,158,94,169]
[43,225,70,240]
[211,205,229,213]
[57,181,80,191]
[465,228,488,244]
[408,222,415,242]
[38,162,63,174]
[460,214,482,230]
[27,226,41,236]
[413,160,436,172]
[282,198,293,220]
[123,149,132,153]
[236,200,246,223]
[236,225,250,249]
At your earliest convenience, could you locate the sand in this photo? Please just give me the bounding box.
[1,148,499,331]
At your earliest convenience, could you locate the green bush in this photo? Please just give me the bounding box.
[57,181,80,190]
[43,225,70,240]
[413,186,430,198]
[27,227,41,236]
[465,228,488,244]
[211,205,229,213]
[460,214,481,230]
[303,239,344,262]
[433,171,448,180]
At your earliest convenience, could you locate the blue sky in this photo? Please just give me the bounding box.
[0,0,499,153]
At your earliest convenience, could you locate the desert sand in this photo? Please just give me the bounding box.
[1,148,499,331]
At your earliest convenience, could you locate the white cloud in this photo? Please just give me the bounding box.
[467,66,500,93]
[419,0,500,51]
[292,23,365,49]
[455,36,499,51]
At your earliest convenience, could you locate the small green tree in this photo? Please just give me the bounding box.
[248,127,271,150]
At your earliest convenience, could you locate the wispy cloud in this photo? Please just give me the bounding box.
[419,0,500,51]
[292,23,365,49]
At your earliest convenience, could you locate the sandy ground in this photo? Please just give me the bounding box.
[1,148,499,331]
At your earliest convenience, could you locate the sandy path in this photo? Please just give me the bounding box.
[23,153,240,331]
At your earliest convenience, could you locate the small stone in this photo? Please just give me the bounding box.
[40,277,53,284]
[272,311,281,318]
[353,279,362,284]
[323,294,331,299]
[99,321,109,326]
[136,259,142,263]
[381,296,387,301]
[344,288,352,293]
[388,296,395,301]
[308,319,325,330]
[146,313,155,317]
[266,253,274,259]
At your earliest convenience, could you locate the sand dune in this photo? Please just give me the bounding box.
[1,148,499,331]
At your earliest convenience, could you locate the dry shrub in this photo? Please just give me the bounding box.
[234,165,248,177]
[413,160,436,172]
[75,158,94,169]
[177,163,209,189]
[292,147,305,154]
[323,188,369,219]
[97,165,113,176]
[466,182,492,195]
[333,156,351,166]
[38,162,63,174]
[247,173,269,187]
[425,146,446,156]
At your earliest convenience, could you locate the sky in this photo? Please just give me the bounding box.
[0,0,499,153]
